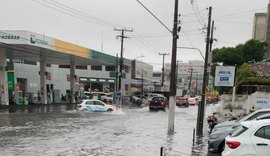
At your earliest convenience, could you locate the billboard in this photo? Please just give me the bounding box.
[214,66,236,87]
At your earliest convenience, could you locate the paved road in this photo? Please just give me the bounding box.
[0,104,221,156]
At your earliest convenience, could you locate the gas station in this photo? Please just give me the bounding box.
[0,30,116,105]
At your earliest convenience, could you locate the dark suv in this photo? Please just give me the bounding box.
[149,96,167,111]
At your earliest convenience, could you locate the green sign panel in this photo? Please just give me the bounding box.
[109,71,126,79]
[7,72,15,91]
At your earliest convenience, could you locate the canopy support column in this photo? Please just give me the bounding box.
[40,54,47,104]
[0,48,9,105]
[70,56,75,103]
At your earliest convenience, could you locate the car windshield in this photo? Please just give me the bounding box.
[152,97,163,101]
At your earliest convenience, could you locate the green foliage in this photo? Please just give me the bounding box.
[236,63,257,84]
[212,47,244,66]
[212,39,266,66]
[236,63,270,94]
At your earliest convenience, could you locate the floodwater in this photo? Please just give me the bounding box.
[0,104,221,156]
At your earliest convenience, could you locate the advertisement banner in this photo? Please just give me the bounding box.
[214,66,236,87]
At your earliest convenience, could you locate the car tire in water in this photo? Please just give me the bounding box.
[107,108,113,112]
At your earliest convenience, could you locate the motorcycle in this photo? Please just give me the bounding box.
[207,114,217,134]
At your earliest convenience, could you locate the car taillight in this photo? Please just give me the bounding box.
[161,102,164,105]
[226,141,241,149]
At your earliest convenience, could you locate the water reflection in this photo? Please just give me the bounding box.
[0,104,221,156]
[0,104,76,114]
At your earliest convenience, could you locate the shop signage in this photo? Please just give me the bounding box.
[214,66,236,87]
[0,35,20,40]
[254,98,270,109]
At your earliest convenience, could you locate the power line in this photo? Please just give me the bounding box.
[215,7,266,19]
[136,0,172,33]
[190,0,207,27]
[32,0,126,28]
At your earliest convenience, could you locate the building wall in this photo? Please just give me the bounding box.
[14,61,132,96]
[164,60,204,94]
[252,13,267,41]
[265,3,270,59]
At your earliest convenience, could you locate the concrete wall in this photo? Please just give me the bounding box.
[219,91,270,118]
[219,94,248,118]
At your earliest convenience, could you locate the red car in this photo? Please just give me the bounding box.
[176,96,189,107]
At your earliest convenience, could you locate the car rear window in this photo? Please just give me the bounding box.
[231,126,248,137]
[152,97,163,101]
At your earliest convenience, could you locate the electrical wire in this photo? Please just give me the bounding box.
[190,0,206,27]
[32,0,126,28]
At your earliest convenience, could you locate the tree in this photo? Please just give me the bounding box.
[212,39,266,66]
[212,47,244,66]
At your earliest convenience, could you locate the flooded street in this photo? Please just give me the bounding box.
[0,105,221,156]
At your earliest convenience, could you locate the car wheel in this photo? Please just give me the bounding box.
[107,108,113,112]
[218,141,225,153]
[162,108,166,112]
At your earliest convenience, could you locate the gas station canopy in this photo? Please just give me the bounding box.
[0,30,117,65]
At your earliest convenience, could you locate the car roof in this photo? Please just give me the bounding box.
[82,99,101,102]
[241,119,270,128]
[239,108,270,122]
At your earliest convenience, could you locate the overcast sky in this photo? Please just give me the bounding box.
[0,0,268,70]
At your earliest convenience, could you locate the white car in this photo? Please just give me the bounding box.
[77,99,116,112]
[222,119,270,156]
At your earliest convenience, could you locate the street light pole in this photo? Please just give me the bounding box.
[177,47,205,60]
[159,53,169,87]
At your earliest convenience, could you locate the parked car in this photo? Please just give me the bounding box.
[176,96,189,107]
[208,108,270,153]
[102,93,113,104]
[149,96,167,111]
[130,96,142,106]
[91,92,106,101]
[222,119,270,156]
[188,97,199,105]
[76,99,116,112]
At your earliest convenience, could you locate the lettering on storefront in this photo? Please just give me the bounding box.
[0,35,20,40]
[30,34,48,45]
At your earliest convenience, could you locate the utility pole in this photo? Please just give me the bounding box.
[159,53,169,87]
[196,6,212,136]
[168,0,179,135]
[114,28,133,93]
[141,70,144,99]
[209,21,215,53]
[188,68,193,95]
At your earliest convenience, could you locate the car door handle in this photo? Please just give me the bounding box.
[256,143,268,146]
